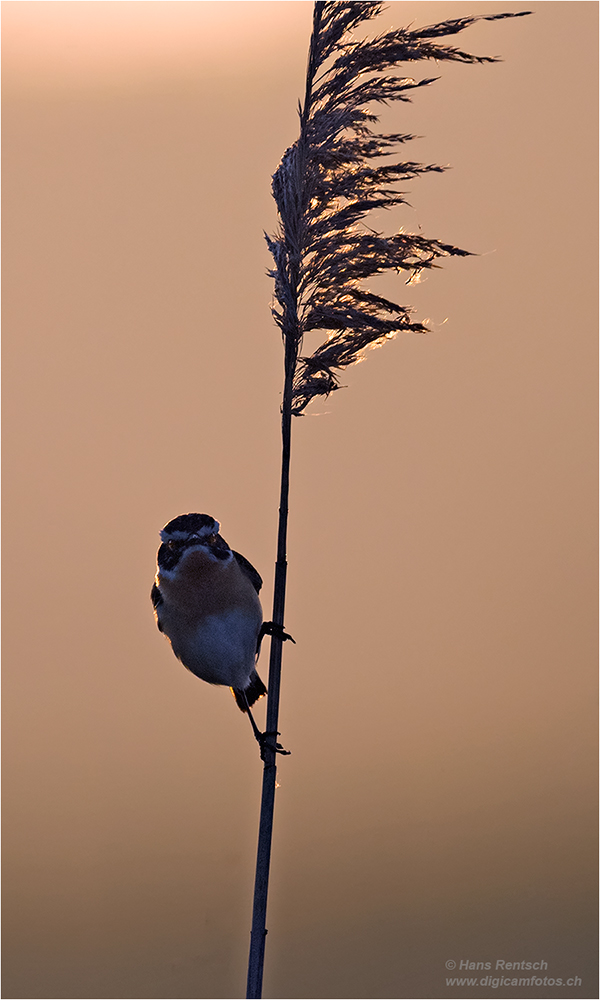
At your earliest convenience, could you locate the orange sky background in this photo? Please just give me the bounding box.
[3,3,598,998]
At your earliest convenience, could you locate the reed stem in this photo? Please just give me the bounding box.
[246,341,296,999]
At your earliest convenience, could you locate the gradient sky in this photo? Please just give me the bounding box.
[3,3,598,999]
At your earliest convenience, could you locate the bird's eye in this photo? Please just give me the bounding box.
[167,540,177,550]
[208,533,217,544]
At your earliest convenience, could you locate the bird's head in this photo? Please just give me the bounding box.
[160,512,220,542]
[157,512,232,574]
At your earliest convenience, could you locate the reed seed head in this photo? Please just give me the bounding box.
[267,2,531,415]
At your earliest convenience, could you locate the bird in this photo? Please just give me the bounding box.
[152,512,292,752]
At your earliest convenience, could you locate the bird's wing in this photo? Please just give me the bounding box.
[232,551,263,594]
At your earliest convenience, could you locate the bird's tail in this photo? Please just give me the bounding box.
[232,670,267,712]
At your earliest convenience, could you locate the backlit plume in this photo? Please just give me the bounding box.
[266,2,530,415]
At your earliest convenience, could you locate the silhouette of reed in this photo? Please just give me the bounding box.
[247,5,530,997]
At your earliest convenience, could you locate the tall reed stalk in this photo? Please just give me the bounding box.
[246,4,529,996]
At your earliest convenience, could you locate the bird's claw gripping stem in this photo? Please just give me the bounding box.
[247,708,291,759]
[258,730,291,761]
[256,620,296,656]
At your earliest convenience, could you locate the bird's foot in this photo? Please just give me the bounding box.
[246,708,291,759]
[257,621,296,655]
[258,730,291,761]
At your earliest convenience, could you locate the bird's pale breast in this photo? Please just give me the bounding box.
[157,549,262,687]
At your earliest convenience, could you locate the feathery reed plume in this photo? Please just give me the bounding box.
[247,5,530,997]
[267,3,529,415]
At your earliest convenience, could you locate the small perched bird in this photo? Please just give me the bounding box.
[152,512,267,705]
[152,513,293,750]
